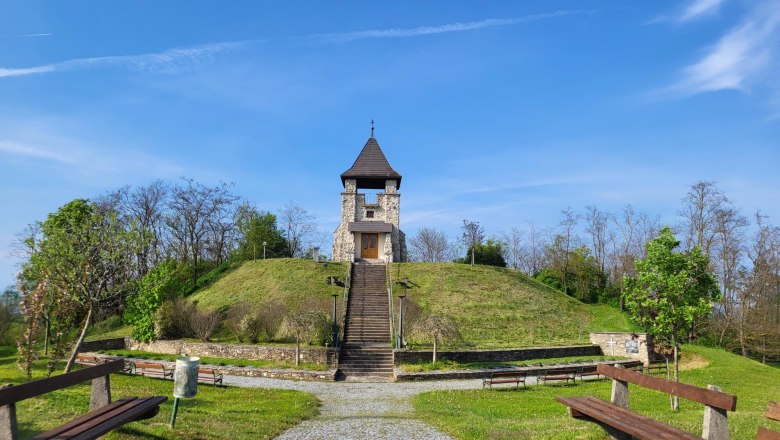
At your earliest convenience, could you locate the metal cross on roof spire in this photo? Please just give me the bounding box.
[370,119,375,138]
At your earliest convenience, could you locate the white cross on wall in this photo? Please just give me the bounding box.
[606,337,617,356]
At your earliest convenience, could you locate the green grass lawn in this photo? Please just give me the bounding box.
[413,345,780,439]
[398,355,628,373]
[0,346,319,439]
[97,349,328,371]
[393,262,637,348]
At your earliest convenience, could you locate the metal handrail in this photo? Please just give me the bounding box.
[340,260,351,347]
[386,261,395,348]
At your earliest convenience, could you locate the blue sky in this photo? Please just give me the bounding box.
[1,1,779,286]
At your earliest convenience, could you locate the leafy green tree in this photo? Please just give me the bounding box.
[234,204,288,261]
[460,240,507,267]
[23,199,143,372]
[622,226,720,410]
[124,260,186,342]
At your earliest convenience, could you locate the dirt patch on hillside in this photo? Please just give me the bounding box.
[679,353,710,371]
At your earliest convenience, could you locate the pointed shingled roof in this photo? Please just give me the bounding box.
[340,137,402,189]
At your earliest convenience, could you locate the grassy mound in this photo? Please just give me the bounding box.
[188,259,633,349]
[413,345,780,439]
[189,259,347,311]
[393,263,634,348]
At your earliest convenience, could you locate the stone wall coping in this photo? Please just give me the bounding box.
[85,352,337,381]
[394,359,640,381]
[393,344,600,354]
[589,331,648,335]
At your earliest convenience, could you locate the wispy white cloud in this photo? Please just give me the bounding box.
[0,41,245,78]
[14,33,52,37]
[679,0,726,21]
[660,1,780,97]
[314,10,594,43]
[0,141,77,164]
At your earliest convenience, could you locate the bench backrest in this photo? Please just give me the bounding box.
[597,363,737,411]
[491,370,524,377]
[0,360,125,407]
[134,362,167,370]
[545,368,576,375]
[767,402,780,422]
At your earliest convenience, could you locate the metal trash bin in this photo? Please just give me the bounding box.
[170,356,200,428]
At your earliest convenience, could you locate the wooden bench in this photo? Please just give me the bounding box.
[576,361,643,382]
[556,363,737,440]
[75,354,105,366]
[644,359,668,375]
[198,367,223,385]
[539,368,577,385]
[483,370,526,389]
[0,360,167,440]
[758,401,780,440]
[131,361,173,379]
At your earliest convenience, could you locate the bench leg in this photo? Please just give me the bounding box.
[90,375,112,411]
[702,385,729,440]
[0,402,17,440]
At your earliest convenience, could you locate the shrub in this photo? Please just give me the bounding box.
[225,302,253,342]
[125,260,187,342]
[191,308,220,342]
[154,298,195,339]
[257,300,287,342]
[239,313,263,343]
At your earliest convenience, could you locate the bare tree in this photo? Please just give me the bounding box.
[113,180,170,275]
[409,314,461,363]
[410,228,451,262]
[679,181,728,256]
[584,206,613,280]
[461,220,485,266]
[279,202,318,258]
[166,179,239,284]
[559,208,579,294]
[501,227,524,270]
[522,222,548,276]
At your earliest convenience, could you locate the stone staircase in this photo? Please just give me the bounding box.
[338,263,394,379]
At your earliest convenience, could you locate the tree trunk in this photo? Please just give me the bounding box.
[64,305,93,373]
[295,337,300,367]
[44,318,50,356]
[672,342,680,411]
[471,248,474,266]
[433,335,438,364]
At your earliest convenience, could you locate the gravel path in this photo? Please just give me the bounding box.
[223,375,486,439]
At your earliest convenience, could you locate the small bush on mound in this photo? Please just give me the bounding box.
[154,298,195,339]
[225,300,288,343]
[191,308,220,341]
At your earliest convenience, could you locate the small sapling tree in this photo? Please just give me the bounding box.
[622,226,720,410]
[278,311,328,366]
[410,314,460,363]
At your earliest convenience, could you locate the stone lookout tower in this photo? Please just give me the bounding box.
[333,131,407,262]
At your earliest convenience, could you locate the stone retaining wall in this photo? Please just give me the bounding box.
[81,337,127,351]
[87,353,337,381]
[394,359,641,381]
[589,332,656,365]
[124,337,339,368]
[394,345,602,365]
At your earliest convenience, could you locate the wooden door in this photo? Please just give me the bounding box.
[361,233,379,259]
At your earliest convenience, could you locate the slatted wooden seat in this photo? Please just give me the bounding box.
[539,368,577,385]
[131,361,173,379]
[758,401,780,440]
[75,354,105,367]
[198,367,223,385]
[0,360,167,440]
[556,363,737,440]
[482,370,526,389]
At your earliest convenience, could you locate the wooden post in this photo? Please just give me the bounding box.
[608,365,631,440]
[90,375,112,411]
[0,384,17,440]
[610,364,629,409]
[702,384,729,440]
